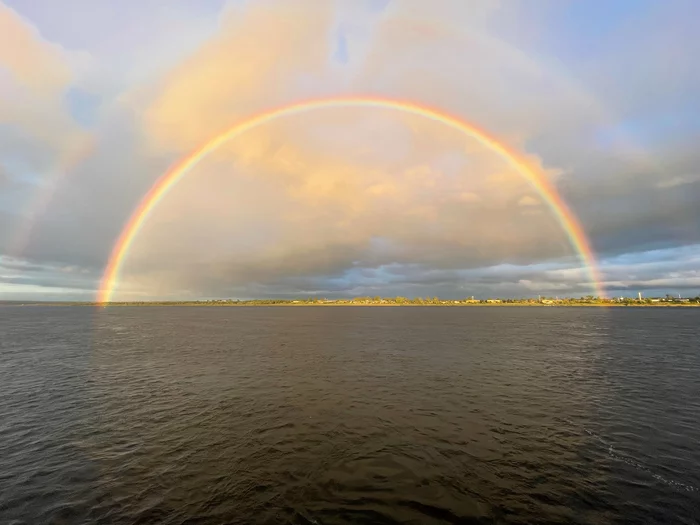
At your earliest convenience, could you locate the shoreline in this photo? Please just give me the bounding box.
[4,302,699,308]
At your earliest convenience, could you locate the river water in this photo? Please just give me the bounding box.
[1,306,698,524]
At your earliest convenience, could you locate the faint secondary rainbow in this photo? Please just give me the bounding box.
[9,134,96,259]
[98,96,604,303]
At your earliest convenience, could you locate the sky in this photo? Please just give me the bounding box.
[1,0,699,301]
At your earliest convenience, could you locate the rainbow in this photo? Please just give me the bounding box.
[98,96,604,303]
[9,134,96,259]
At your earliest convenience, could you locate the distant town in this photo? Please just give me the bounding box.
[152,294,699,307]
[5,293,698,307]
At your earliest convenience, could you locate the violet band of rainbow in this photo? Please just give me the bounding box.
[98,96,604,303]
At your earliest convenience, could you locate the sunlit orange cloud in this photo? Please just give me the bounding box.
[102,123,569,300]
[99,97,602,303]
[0,2,85,152]
[0,3,71,95]
[96,0,629,300]
[142,0,336,153]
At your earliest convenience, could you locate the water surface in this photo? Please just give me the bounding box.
[1,306,698,524]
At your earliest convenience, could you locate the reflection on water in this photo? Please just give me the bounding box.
[1,306,698,524]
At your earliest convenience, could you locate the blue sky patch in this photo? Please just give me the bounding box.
[65,88,101,128]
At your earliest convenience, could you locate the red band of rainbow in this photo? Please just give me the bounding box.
[98,96,604,302]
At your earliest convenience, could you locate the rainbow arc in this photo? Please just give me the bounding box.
[98,96,604,302]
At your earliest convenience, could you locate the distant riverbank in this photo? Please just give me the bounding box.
[5,301,699,308]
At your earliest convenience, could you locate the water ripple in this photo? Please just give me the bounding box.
[1,306,699,524]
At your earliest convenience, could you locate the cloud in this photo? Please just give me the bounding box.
[517,195,540,207]
[0,3,72,94]
[110,104,579,299]
[141,0,338,153]
[0,1,99,270]
[657,176,693,189]
[1,0,699,300]
[0,2,87,152]
[0,164,12,189]
[0,255,98,300]
[92,0,593,300]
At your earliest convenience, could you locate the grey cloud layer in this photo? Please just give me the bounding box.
[1,0,698,299]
